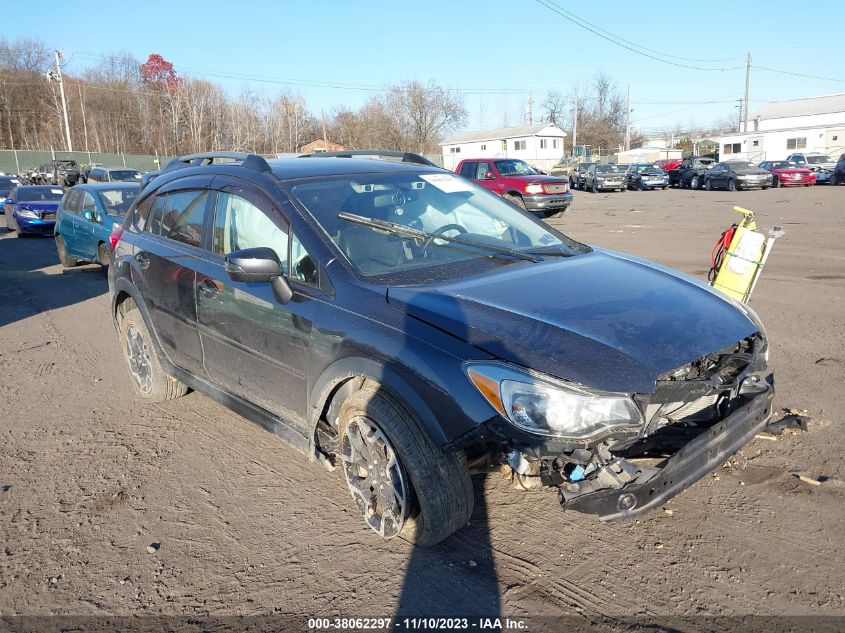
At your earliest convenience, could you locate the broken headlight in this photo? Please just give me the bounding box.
[464,362,643,439]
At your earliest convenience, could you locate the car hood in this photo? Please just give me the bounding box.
[637,170,665,176]
[387,249,758,393]
[774,167,812,175]
[807,162,836,170]
[506,174,569,184]
[17,202,59,212]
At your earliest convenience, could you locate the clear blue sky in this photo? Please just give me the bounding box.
[9,0,845,135]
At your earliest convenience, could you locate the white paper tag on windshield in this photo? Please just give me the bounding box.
[420,173,474,193]
[51,189,63,195]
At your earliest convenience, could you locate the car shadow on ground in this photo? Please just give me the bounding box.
[0,231,108,328]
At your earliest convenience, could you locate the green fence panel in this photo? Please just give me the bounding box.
[0,150,172,176]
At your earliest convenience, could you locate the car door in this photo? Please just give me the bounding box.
[56,188,80,250]
[193,178,316,429]
[73,190,102,258]
[713,164,728,188]
[129,179,210,375]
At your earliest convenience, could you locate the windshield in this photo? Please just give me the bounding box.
[730,162,758,172]
[98,186,140,215]
[807,155,832,164]
[108,169,142,182]
[289,172,586,281]
[18,186,64,202]
[771,161,798,169]
[596,164,624,173]
[493,159,537,176]
[635,164,659,173]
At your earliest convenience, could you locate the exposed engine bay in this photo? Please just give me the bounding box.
[484,334,773,516]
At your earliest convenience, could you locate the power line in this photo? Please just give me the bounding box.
[533,0,744,71]
[534,1,745,63]
[755,66,845,83]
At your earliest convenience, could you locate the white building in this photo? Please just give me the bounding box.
[440,123,567,172]
[615,139,682,164]
[717,93,845,163]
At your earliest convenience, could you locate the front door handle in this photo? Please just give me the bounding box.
[134,252,150,270]
[197,278,219,299]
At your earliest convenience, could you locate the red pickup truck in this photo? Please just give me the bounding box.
[455,158,573,217]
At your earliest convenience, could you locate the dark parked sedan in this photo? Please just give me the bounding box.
[705,161,772,191]
[584,163,627,192]
[625,163,669,190]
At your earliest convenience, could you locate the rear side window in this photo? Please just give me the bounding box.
[160,190,208,248]
[147,195,167,235]
[64,189,82,214]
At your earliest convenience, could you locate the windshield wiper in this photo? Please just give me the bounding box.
[338,212,541,262]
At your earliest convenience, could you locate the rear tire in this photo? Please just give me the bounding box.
[97,242,110,267]
[119,308,188,401]
[55,235,78,267]
[591,181,598,194]
[705,179,712,191]
[338,383,474,546]
[772,176,780,188]
[691,175,700,190]
[728,178,736,191]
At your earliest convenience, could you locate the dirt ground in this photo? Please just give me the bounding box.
[1,185,844,625]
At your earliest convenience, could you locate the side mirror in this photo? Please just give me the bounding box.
[224,246,292,304]
[484,171,495,180]
[83,210,94,221]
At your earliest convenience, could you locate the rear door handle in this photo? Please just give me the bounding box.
[134,252,150,270]
[197,278,219,299]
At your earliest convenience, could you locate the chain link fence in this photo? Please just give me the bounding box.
[0,150,171,177]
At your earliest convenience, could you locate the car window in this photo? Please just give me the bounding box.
[98,187,140,216]
[64,189,82,214]
[147,194,167,235]
[212,191,289,269]
[160,190,208,248]
[475,162,492,180]
[82,192,97,216]
[108,169,142,182]
[290,231,317,286]
[458,162,476,179]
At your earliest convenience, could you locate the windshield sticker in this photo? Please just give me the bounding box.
[51,189,64,195]
[420,173,474,193]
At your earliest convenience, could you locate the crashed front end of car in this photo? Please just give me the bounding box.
[464,331,773,521]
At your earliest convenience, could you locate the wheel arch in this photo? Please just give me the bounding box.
[110,280,176,375]
[309,356,451,456]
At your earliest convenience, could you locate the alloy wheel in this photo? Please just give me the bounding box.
[125,323,152,393]
[341,416,409,539]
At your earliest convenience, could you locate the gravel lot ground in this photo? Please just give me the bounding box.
[1,185,844,625]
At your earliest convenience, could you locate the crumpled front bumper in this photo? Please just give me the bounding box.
[561,381,775,522]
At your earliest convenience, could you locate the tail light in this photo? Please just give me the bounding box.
[109,225,124,253]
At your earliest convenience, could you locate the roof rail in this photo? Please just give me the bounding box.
[298,150,438,168]
[162,152,272,175]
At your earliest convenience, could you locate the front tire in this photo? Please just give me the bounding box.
[705,179,712,191]
[5,212,16,232]
[119,308,188,401]
[691,175,700,190]
[591,181,598,194]
[338,383,474,546]
[727,178,736,191]
[772,176,780,188]
[55,235,78,267]
[504,193,526,209]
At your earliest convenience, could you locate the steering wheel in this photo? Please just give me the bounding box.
[422,223,468,252]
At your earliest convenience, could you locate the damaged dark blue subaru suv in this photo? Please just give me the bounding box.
[108,151,773,545]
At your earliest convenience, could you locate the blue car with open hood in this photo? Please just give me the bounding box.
[4,185,64,235]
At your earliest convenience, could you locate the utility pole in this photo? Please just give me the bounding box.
[743,52,751,133]
[736,98,743,131]
[526,90,533,125]
[624,83,631,151]
[77,80,89,152]
[572,85,578,157]
[46,51,73,152]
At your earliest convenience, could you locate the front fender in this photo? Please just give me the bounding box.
[309,356,451,449]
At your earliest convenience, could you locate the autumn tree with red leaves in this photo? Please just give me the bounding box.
[140,53,179,92]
